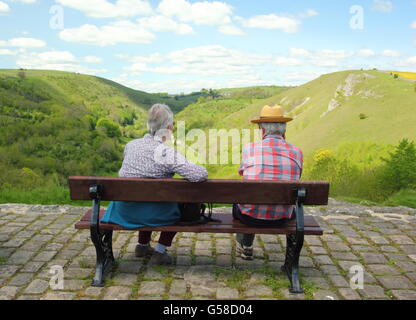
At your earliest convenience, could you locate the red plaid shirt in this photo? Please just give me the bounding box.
[238,134,303,220]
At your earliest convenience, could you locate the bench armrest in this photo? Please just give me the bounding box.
[295,188,306,234]
[89,185,103,232]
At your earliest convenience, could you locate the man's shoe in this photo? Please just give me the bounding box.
[148,251,173,265]
[236,242,254,261]
[135,244,154,258]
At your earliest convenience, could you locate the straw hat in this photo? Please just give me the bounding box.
[251,104,293,123]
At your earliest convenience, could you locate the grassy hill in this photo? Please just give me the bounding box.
[0,68,414,207]
[0,69,152,193]
[97,76,205,113]
[175,70,416,206]
[177,85,290,132]
[178,70,415,155]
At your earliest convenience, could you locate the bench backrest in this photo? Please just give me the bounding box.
[68,177,329,205]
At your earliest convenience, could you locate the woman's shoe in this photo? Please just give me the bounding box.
[236,242,254,260]
[135,244,154,258]
[148,251,173,265]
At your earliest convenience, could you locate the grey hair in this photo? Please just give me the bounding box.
[259,122,287,136]
[147,103,174,136]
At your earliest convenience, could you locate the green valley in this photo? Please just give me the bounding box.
[0,69,415,208]
[0,69,203,205]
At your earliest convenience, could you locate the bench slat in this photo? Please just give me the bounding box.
[74,210,324,235]
[69,177,330,205]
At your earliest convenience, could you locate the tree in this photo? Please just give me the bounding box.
[382,139,416,191]
[96,118,121,138]
[18,69,26,80]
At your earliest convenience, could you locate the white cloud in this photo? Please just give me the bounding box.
[112,74,271,94]
[411,21,416,29]
[0,37,46,48]
[120,45,274,77]
[0,1,10,14]
[157,0,233,26]
[0,49,17,55]
[166,45,269,66]
[356,49,376,57]
[116,52,164,64]
[274,57,302,66]
[307,50,354,68]
[290,48,311,57]
[298,9,318,19]
[37,51,77,63]
[372,0,393,12]
[59,21,155,46]
[10,0,38,3]
[285,70,322,83]
[16,50,107,75]
[319,50,354,60]
[84,55,103,63]
[240,14,301,33]
[217,24,245,36]
[382,50,401,57]
[116,46,411,92]
[406,56,416,64]
[138,15,194,34]
[113,76,221,93]
[289,48,353,67]
[56,0,153,18]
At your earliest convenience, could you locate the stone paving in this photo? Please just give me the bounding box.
[0,199,416,300]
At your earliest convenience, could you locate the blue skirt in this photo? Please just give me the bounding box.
[100,201,181,230]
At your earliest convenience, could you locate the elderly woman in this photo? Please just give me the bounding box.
[101,104,208,265]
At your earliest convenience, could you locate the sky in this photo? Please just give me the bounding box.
[0,0,415,93]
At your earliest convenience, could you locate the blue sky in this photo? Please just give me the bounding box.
[0,0,415,93]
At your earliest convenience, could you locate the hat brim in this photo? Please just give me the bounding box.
[251,117,293,123]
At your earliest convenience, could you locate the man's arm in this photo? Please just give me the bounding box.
[238,144,249,176]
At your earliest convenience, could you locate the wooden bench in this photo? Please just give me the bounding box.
[69,176,329,293]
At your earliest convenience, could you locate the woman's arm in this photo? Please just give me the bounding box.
[162,147,208,182]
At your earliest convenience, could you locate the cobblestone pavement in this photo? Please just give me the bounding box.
[0,200,415,300]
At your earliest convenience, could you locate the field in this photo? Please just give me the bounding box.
[385,71,416,81]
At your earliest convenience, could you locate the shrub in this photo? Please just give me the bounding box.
[96,118,122,138]
[383,189,416,209]
[304,147,389,202]
[18,71,26,80]
[381,139,416,192]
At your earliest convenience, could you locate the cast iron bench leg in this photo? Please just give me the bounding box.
[89,184,116,287]
[282,232,304,293]
[282,188,306,294]
[91,228,115,287]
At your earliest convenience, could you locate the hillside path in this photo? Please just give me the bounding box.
[0,200,415,300]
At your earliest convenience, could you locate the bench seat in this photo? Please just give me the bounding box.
[75,209,324,235]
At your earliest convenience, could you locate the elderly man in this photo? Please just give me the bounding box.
[101,103,208,265]
[233,104,303,260]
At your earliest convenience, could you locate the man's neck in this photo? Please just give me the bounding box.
[264,133,284,139]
